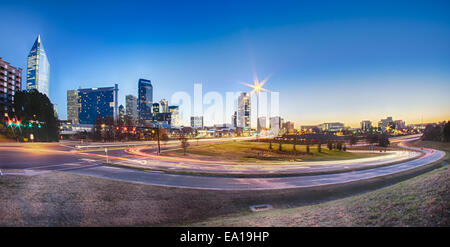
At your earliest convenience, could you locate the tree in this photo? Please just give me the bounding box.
[12,89,59,142]
[93,116,104,141]
[179,134,190,155]
[349,135,357,146]
[365,133,379,145]
[378,133,390,147]
[422,124,443,141]
[337,141,343,151]
[444,121,450,142]
[327,139,333,150]
[104,116,115,142]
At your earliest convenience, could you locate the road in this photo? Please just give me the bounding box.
[0,136,446,190]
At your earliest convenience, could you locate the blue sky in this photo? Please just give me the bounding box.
[1,0,449,127]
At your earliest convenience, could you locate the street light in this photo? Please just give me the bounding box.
[152,127,161,154]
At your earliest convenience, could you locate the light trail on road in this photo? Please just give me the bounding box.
[0,135,445,190]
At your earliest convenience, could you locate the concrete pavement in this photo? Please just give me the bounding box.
[0,135,445,190]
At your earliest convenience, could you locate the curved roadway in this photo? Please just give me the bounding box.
[69,137,445,190]
[0,136,445,190]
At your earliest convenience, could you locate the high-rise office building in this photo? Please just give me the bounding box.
[257,116,267,132]
[232,111,237,128]
[361,120,372,132]
[237,92,251,129]
[319,122,344,132]
[394,120,405,130]
[378,117,394,131]
[160,99,168,113]
[283,121,296,133]
[118,104,125,124]
[67,90,80,124]
[191,116,203,129]
[26,35,50,97]
[125,94,138,124]
[152,103,159,115]
[169,105,180,127]
[156,112,171,123]
[138,79,153,124]
[77,84,118,124]
[53,104,58,119]
[152,103,160,119]
[0,58,22,117]
[269,116,282,132]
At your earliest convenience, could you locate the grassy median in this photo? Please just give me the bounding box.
[163,141,381,163]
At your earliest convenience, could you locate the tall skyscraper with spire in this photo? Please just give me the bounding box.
[26,35,50,97]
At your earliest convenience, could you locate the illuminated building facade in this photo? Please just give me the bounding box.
[152,103,160,120]
[378,117,394,131]
[125,94,138,124]
[77,84,119,124]
[138,79,153,124]
[0,58,22,117]
[26,35,50,97]
[361,120,372,132]
[169,105,180,127]
[237,92,251,129]
[283,121,296,133]
[118,104,125,124]
[67,89,80,124]
[319,122,344,132]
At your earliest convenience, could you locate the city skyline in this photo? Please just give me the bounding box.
[0,0,449,127]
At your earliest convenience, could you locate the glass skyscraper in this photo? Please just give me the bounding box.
[138,78,153,124]
[77,84,119,124]
[26,35,50,97]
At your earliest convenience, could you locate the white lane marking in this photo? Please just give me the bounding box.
[25,162,84,170]
[54,163,101,171]
[59,144,76,149]
[79,158,97,163]
[103,166,121,170]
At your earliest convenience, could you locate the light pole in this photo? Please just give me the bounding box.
[152,125,161,155]
[157,125,161,155]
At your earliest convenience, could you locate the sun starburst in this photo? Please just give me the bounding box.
[242,73,272,94]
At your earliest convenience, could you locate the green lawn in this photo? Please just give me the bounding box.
[188,140,450,226]
[165,141,381,163]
